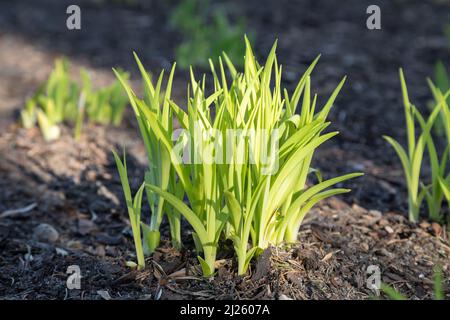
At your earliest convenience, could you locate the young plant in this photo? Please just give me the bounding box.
[114,54,182,254]
[21,58,129,141]
[21,58,79,141]
[115,38,361,276]
[384,69,440,222]
[416,86,450,222]
[429,62,449,137]
[20,98,37,129]
[210,39,362,252]
[440,176,450,226]
[74,70,91,141]
[432,86,450,223]
[138,71,228,276]
[86,70,130,126]
[113,150,146,269]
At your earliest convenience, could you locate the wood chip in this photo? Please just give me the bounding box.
[321,250,340,262]
[431,223,442,237]
[385,226,394,234]
[360,243,369,252]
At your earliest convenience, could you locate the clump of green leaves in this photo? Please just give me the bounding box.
[115,38,361,276]
[114,53,182,255]
[384,69,449,224]
[21,59,78,141]
[20,58,129,141]
[169,0,249,69]
[113,150,146,269]
[83,70,130,126]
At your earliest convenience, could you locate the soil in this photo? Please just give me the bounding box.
[0,0,449,300]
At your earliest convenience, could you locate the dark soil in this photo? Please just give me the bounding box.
[0,0,449,299]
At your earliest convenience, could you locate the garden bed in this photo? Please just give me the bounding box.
[0,0,449,299]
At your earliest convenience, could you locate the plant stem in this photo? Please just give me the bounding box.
[237,246,246,276]
[408,197,418,223]
[203,245,217,277]
[168,211,182,250]
[284,226,298,244]
[145,230,160,254]
[131,222,145,269]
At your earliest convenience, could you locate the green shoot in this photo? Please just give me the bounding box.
[429,62,449,137]
[20,58,129,141]
[112,149,146,269]
[86,70,130,126]
[384,69,440,222]
[424,82,450,223]
[433,265,444,300]
[113,55,182,254]
[380,283,407,300]
[20,98,37,129]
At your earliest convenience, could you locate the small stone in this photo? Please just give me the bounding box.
[368,210,382,218]
[33,223,59,243]
[24,252,33,262]
[55,247,68,256]
[77,219,96,235]
[94,245,106,257]
[66,240,83,249]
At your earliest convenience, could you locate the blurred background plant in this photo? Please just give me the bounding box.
[20,58,129,141]
[428,23,450,136]
[169,0,252,69]
[84,69,129,126]
[21,58,78,141]
[429,61,449,137]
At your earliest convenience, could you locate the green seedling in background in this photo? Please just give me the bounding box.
[20,58,129,141]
